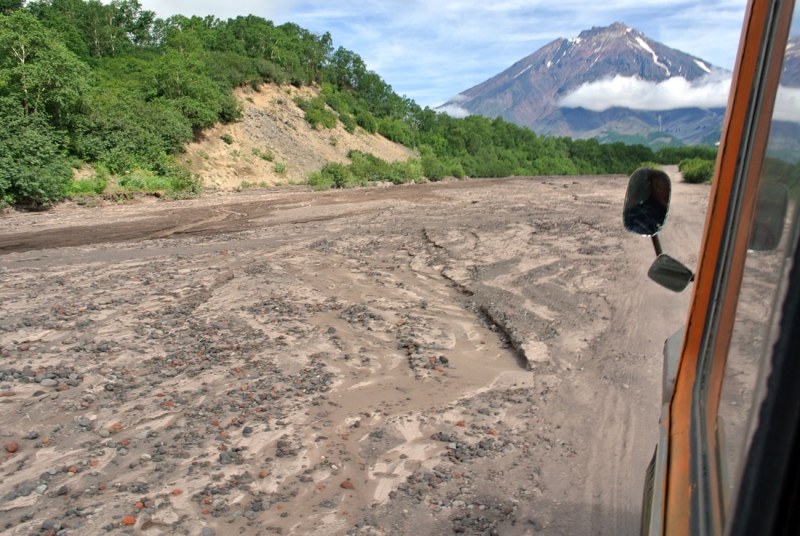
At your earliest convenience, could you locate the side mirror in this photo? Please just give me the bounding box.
[623,168,672,236]
[648,254,695,292]
[749,182,789,251]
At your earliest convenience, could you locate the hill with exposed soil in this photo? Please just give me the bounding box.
[185,85,416,190]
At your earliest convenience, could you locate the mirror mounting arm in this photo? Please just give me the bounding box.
[652,235,663,257]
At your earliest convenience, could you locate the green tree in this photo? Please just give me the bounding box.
[0,9,88,122]
[0,97,72,206]
[0,0,23,16]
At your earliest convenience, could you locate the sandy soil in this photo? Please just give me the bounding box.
[0,169,709,535]
[183,85,416,190]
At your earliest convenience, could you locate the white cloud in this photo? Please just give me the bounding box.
[558,72,732,111]
[774,86,800,123]
[437,104,472,118]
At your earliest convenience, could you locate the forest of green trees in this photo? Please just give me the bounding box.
[0,0,718,206]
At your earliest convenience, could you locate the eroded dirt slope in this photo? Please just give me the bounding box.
[184,85,416,190]
[0,173,708,535]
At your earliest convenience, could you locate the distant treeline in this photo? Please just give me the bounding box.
[0,0,719,206]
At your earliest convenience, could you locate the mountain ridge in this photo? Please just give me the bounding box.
[443,22,726,146]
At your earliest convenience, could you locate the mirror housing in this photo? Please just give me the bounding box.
[648,254,695,292]
[623,168,672,236]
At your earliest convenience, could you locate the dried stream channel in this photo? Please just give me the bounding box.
[0,174,707,535]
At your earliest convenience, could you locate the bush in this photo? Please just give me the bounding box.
[307,170,332,190]
[295,96,337,129]
[680,158,715,183]
[639,161,662,170]
[419,146,447,181]
[221,133,235,145]
[322,162,352,188]
[0,103,72,206]
[118,172,172,192]
[339,112,357,134]
[252,147,274,161]
[378,116,414,145]
[356,111,377,134]
[67,166,109,196]
[656,146,718,165]
[348,150,390,182]
[450,162,465,179]
[274,162,286,173]
[167,168,204,195]
[388,158,424,184]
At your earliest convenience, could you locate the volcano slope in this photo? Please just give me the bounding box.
[0,171,707,536]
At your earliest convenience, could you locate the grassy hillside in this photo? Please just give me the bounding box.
[0,0,717,207]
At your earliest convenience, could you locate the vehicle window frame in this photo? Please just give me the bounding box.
[663,0,797,533]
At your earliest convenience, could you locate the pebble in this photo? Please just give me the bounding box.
[36,484,48,494]
[98,429,110,438]
[202,528,216,536]
[40,379,58,387]
[5,440,18,453]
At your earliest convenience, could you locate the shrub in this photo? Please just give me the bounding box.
[388,158,424,184]
[322,162,352,188]
[221,133,234,145]
[0,104,72,206]
[252,147,274,161]
[656,146,718,165]
[420,146,447,181]
[639,161,662,170]
[348,150,390,182]
[274,162,286,173]
[307,170,332,191]
[67,166,109,196]
[167,168,204,195]
[118,172,172,192]
[339,112,357,134]
[294,96,337,129]
[378,116,414,145]
[356,111,377,134]
[450,162,465,179]
[680,158,715,183]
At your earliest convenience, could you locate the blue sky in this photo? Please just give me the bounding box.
[139,0,748,108]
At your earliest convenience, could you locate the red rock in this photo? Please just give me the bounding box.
[5,440,18,453]
[122,516,136,525]
[340,480,355,490]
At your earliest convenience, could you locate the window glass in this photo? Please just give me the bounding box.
[718,10,800,519]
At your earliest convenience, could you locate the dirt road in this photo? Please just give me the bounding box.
[0,172,708,535]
